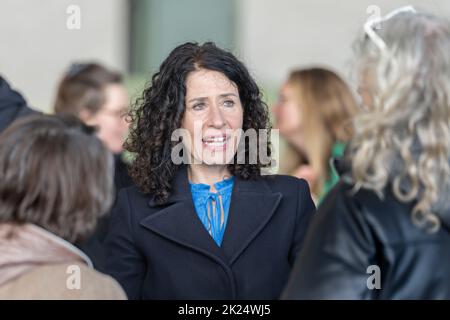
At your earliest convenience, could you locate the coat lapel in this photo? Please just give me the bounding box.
[140,166,227,263]
[140,166,283,266]
[140,200,228,262]
[221,176,282,265]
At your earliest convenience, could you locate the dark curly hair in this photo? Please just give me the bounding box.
[126,42,271,204]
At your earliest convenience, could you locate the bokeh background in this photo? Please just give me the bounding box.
[1,0,450,112]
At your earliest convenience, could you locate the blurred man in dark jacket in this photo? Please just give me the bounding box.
[0,76,38,133]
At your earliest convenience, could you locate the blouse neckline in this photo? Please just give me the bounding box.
[189,176,235,194]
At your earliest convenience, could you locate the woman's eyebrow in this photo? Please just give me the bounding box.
[219,93,238,98]
[187,93,237,103]
[187,97,208,103]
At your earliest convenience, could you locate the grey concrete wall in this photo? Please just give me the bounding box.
[0,0,129,112]
[236,0,450,90]
[2,0,450,112]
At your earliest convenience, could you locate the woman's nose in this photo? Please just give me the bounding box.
[208,105,226,128]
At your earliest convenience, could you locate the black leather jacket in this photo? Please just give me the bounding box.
[282,180,450,299]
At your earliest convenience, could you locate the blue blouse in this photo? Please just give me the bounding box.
[189,176,234,246]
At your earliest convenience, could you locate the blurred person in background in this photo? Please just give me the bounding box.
[273,68,357,204]
[282,8,450,299]
[53,63,133,271]
[0,75,38,133]
[0,114,126,299]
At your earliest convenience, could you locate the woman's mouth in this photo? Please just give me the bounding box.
[202,135,230,151]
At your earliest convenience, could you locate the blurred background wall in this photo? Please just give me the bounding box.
[0,0,128,111]
[1,0,450,112]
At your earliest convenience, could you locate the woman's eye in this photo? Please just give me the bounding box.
[223,100,235,108]
[192,103,205,110]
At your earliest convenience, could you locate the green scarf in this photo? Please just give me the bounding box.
[318,142,346,204]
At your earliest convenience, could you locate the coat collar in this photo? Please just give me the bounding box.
[0,223,93,287]
[141,165,282,265]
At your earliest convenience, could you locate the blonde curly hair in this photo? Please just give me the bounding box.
[351,11,450,232]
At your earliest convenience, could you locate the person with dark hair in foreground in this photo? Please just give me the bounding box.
[0,114,125,299]
[105,42,315,299]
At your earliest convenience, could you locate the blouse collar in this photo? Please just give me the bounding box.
[189,176,234,194]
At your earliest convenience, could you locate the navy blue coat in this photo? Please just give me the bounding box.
[105,166,315,299]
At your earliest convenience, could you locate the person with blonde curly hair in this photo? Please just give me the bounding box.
[283,7,450,299]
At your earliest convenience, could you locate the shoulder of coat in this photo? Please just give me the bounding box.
[0,262,126,300]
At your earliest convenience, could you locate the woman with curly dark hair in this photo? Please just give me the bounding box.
[105,42,315,299]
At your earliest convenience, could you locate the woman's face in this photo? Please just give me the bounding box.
[81,84,129,154]
[181,69,243,166]
[272,82,303,138]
